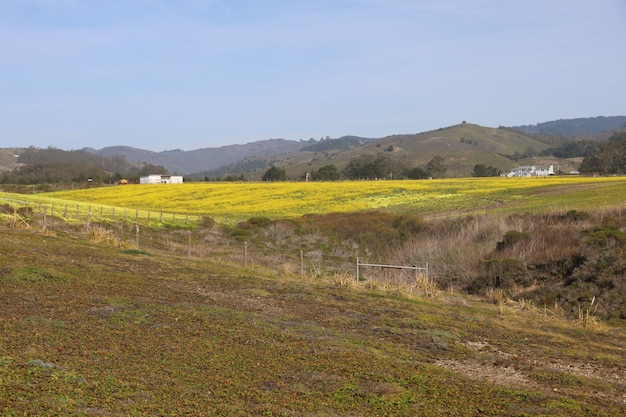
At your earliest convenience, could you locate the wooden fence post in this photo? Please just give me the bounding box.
[135,223,139,248]
[42,205,47,233]
[187,230,192,258]
[244,241,248,266]
[9,205,16,228]
[300,250,304,276]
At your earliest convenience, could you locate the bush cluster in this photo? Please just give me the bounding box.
[239,209,626,321]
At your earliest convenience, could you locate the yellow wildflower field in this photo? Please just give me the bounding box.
[34,176,626,224]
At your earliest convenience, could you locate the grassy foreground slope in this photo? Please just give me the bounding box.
[1,226,625,416]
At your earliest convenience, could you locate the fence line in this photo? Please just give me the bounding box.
[0,196,199,227]
[356,258,429,283]
[3,196,434,288]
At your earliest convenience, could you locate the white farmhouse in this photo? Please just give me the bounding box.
[140,175,184,184]
[506,165,554,178]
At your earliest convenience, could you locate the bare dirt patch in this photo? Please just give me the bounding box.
[435,340,626,405]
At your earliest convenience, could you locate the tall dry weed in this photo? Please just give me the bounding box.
[5,212,31,229]
[496,222,584,265]
[391,215,508,290]
[90,225,132,248]
[484,288,507,310]
[577,296,605,329]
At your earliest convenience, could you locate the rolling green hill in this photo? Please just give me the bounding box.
[259,123,554,179]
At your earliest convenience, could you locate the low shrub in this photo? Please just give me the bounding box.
[496,230,530,251]
[392,214,427,238]
[584,225,626,249]
[199,216,215,229]
[248,216,272,228]
[469,258,530,293]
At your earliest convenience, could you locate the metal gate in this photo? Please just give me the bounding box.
[356,257,429,283]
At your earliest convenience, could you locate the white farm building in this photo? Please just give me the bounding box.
[506,165,554,178]
[140,175,184,184]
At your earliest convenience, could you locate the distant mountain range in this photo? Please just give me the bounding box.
[511,116,626,137]
[82,116,625,177]
[2,116,624,178]
[84,138,305,175]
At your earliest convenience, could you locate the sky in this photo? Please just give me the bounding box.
[1,0,625,151]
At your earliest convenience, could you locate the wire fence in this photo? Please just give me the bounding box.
[1,195,434,294]
[0,195,313,272]
[0,195,200,227]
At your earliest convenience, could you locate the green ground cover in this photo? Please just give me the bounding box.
[1,227,624,416]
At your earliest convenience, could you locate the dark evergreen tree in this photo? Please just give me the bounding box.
[404,166,429,179]
[262,166,287,181]
[342,154,395,179]
[472,164,502,177]
[425,155,447,179]
[579,132,626,175]
[311,165,340,181]
[138,164,169,177]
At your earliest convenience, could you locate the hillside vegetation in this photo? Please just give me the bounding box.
[244,123,553,179]
[0,148,168,185]
[89,139,305,175]
[513,116,626,138]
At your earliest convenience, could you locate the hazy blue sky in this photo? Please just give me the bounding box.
[1,0,625,151]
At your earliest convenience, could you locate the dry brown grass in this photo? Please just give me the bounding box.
[89,225,135,249]
[390,215,509,290]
